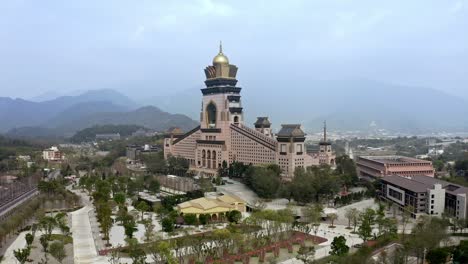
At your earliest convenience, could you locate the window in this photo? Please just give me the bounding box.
[296,144,303,153]
[280,144,287,153]
[431,194,434,198]
[206,102,217,128]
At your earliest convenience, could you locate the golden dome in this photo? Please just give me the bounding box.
[212,41,229,65]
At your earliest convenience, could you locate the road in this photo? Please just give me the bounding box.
[0,187,38,221]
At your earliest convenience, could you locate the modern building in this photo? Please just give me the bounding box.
[380,175,468,219]
[126,144,161,161]
[177,194,246,220]
[42,146,65,162]
[164,44,335,178]
[356,155,434,180]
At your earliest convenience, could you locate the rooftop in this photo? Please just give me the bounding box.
[360,155,432,165]
[177,194,245,211]
[382,175,468,195]
[277,124,305,138]
[254,117,271,127]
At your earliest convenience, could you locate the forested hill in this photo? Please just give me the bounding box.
[70,125,145,143]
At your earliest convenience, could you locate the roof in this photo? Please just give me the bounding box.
[177,195,246,211]
[382,175,468,195]
[359,155,432,165]
[382,175,429,192]
[254,117,271,127]
[277,124,305,138]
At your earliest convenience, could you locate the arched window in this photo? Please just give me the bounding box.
[207,150,211,169]
[202,150,206,167]
[233,116,239,124]
[206,102,217,128]
[212,151,217,168]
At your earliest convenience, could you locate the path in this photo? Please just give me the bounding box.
[70,190,107,264]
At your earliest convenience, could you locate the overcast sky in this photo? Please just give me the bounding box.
[0,0,467,100]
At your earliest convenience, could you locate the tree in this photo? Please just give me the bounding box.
[227,210,242,224]
[328,213,338,227]
[400,205,414,240]
[250,166,281,198]
[136,201,149,221]
[14,247,31,264]
[335,155,358,185]
[349,208,360,232]
[199,214,209,225]
[142,152,167,174]
[330,236,349,256]
[426,248,449,264]
[143,218,155,242]
[162,217,174,233]
[49,241,66,264]
[126,238,146,264]
[113,192,126,206]
[302,204,323,242]
[25,233,34,248]
[55,212,70,236]
[39,216,57,239]
[123,215,138,239]
[183,214,198,225]
[358,208,375,241]
[39,235,49,262]
[296,245,315,263]
[148,179,160,194]
[150,241,177,264]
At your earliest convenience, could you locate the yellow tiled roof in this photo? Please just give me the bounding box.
[177,195,245,211]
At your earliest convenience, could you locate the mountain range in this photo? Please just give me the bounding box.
[144,79,468,133]
[3,78,468,139]
[1,89,198,138]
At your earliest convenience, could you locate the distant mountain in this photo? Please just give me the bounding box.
[6,106,198,138]
[53,106,198,133]
[46,101,128,128]
[0,89,138,132]
[145,79,468,133]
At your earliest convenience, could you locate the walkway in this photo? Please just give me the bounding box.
[70,190,107,264]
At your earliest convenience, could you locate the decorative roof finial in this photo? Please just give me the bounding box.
[323,120,327,142]
[219,40,223,53]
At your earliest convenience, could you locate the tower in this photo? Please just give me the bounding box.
[254,117,273,137]
[276,124,307,178]
[200,42,243,130]
[319,121,335,165]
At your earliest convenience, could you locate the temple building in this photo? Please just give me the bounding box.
[164,44,335,178]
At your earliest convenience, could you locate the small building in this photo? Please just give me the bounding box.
[177,194,246,220]
[357,155,434,180]
[126,144,161,161]
[42,146,65,162]
[380,175,468,219]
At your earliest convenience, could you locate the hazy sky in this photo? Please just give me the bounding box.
[0,0,467,100]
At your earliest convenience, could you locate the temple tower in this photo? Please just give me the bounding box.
[319,121,335,165]
[200,42,243,130]
[254,117,273,137]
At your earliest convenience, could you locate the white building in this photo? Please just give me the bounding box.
[42,146,65,161]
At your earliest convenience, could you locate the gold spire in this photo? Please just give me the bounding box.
[213,41,229,65]
[323,120,327,142]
